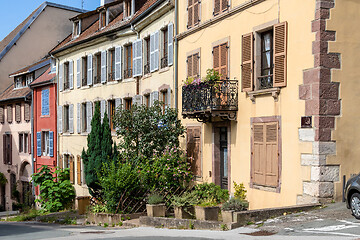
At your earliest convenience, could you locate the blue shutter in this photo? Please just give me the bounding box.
[49,131,54,157]
[41,89,49,116]
[36,132,41,157]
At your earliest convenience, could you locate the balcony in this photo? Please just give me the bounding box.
[258,74,273,90]
[182,80,238,122]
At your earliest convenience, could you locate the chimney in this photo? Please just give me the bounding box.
[100,0,115,6]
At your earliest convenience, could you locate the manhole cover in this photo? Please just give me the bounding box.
[242,230,277,236]
[81,231,114,234]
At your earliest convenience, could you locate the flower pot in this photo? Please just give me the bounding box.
[146,204,166,217]
[195,206,219,221]
[174,206,195,219]
[221,210,234,223]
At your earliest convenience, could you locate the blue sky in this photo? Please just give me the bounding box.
[0,0,100,41]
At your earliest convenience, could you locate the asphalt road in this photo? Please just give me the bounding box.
[0,203,359,240]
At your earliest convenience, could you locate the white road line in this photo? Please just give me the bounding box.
[303,224,358,232]
[301,229,360,238]
[338,219,360,226]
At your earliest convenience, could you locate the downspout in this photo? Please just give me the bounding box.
[30,92,35,196]
[174,0,179,109]
[131,24,140,94]
[51,54,60,170]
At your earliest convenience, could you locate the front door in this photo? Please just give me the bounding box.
[219,127,228,189]
[214,125,229,190]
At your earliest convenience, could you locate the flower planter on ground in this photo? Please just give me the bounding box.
[195,206,220,221]
[146,204,166,217]
[174,206,195,219]
[221,210,234,223]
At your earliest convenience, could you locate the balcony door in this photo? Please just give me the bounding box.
[213,124,230,190]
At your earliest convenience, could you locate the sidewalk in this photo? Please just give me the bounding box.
[0,211,19,218]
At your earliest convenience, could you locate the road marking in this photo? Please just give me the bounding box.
[301,229,360,238]
[338,220,360,226]
[303,224,358,232]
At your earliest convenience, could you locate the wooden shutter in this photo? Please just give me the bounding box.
[133,95,143,106]
[49,131,54,157]
[252,123,265,185]
[0,107,3,123]
[220,43,228,79]
[15,104,21,122]
[77,156,81,185]
[221,0,228,12]
[150,91,159,106]
[187,55,193,78]
[3,135,5,164]
[70,155,74,184]
[24,103,30,121]
[273,22,288,88]
[187,126,201,177]
[7,105,12,123]
[58,106,62,134]
[41,89,49,116]
[77,58,81,88]
[69,104,74,134]
[9,134,12,165]
[36,132,41,157]
[154,31,159,71]
[86,102,92,133]
[168,23,174,66]
[241,33,254,92]
[115,46,122,80]
[100,100,106,123]
[265,122,279,187]
[59,63,63,92]
[194,0,200,25]
[101,50,107,83]
[132,40,143,77]
[87,55,93,86]
[213,45,220,74]
[58,155,63,169]
[77,103,81,134]
[115,98,122,111]
[69,60,74,89]
[188,0,193,28]
[214,0,220,15]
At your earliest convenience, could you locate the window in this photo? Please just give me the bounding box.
[77,155,82,185]
[94,53,101,84]
[124,45,132,78]
[161,27,168,69]
[144,95,150,108]
[15,77,22,89]
[187,126,201,177]
[19,133,23,152]
[64,62,70,90]
[50,58,56,73]
[187,51,200,78]
[69,155,75,184]
[24,103,30,121]
[213,42,228,79]
[188,0,200,28]
[82,57,88,86]
[81,103,87,133]
[100,11,106,28]
[3,134,12,165]
[10,173,16,199]
[24,133,28,153]
[7,105,12,123]
[0,107,4,123]
[214,0,228,16]
[64,154,70,168]
[124,98,132,110]
[73,21,80,37]
[144,37,150,74]
[64,105,69,132]
[161,91,168,113]
[15,104,21,122]
[41,89,50,116]
[242,22,287,92]
[108,49,115,81]
[108,100,115,131]
[42,131,50,156]
[25,74,33,86]
[251,117,281,189]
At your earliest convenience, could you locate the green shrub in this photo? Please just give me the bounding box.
[148,194,164,205]
[0,172,7,185]
[221,198,249,212]
[193,183,229,205]
[172,192,198,207]
[91,204,107,213]
[233,181,247,201]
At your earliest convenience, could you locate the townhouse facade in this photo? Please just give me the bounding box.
[0,59,50,210]
[178,0,359,209]
[51,0,175,205]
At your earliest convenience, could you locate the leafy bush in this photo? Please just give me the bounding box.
[193,183,229,205]
[233,181,247,201]
[172,192,198,207]
[91,204,108,213]
[0,172,7,185]
[221,198,249,212]
[147,194,164,205]
[32,165,75,212]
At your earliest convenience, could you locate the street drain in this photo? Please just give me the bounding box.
[80,231,114,234]
[242,230,277,236]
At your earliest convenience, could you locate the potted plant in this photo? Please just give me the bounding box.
[172,192,197,219]
[221,198,249,223]
[146,193,166,217]
[192,183,229,221]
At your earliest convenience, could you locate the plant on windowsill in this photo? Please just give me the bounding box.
[146,193,166,217]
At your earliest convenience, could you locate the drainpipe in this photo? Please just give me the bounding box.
[174,0,179,109]
[131,24,139,39]
[30,92,35,197]
[51,54,60,170]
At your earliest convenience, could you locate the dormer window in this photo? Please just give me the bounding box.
[100,11,107,29]
[25,74,33,86]
[15,77,22,89]
[124,0,134,18]
[50,58,56,74]
[73,20,81,38]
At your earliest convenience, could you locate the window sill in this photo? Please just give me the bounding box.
[81,85,90,90]
[63,89,71,93]
[40,115,50,118]
[62,132,72,136]
[142,73,152,80]
[123,78,135,83]
[247,87,280,103]
[251,184,279,193]
[159,67,170,74]
[80,132,89,136]
[41,155,51,159]
[93,83,103,88]
[106,80,119,86]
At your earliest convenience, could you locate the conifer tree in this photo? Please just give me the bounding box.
[101,112,113,161]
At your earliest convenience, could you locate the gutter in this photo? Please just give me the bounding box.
[51,0,164,56]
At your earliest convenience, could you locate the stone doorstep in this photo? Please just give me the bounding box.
[231,203,321,229]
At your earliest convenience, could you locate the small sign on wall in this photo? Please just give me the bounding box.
[301,116,312,128]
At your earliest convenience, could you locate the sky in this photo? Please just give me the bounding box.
[0,0,100,41]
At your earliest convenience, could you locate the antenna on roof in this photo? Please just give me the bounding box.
[81,0,84,10]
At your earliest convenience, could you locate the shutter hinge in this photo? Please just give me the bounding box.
[186,59,188,63]
[212,50,214,54]
[226,46,229,49]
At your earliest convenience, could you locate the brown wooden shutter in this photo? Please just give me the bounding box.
[24,103,30,121]
[77,156,81,185]
[188,0,193,28]
[70,155,74,184]
[213,45,220,74]
[265,122,279,187]
[241,33,254,92]
[214,0,220,15]
[59,155,63,169]
[221,0,228,12]
[3,135,6,164]
[7,105,12,123]
[273,22,287,87]
[220,42,228,79]
[9,134,12,165]
[252,123,265,185]
[15,104,21,122]
[187,55,193,78]
[0,107,4,123]
[194,0,200,25]
[187,126,201,177]
[193,53,199,77]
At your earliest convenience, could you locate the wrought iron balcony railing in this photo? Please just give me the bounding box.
[94,75,101,84]
[182,80,238,122]
[82,77,87,87]
[161,56,168,69]
[64,81,70,90]
[258,74,273,90]
[108,72,115,82]
[144,63,150,75]
[124,69,132,79]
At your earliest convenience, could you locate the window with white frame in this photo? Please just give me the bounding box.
[42,131,50,156]
[25,74,33,86]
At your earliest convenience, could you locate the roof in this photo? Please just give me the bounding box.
[51,0,161,54]
[0,2,86,61]
[30,67,55,87]
[0,84,31,103]
[9,58,50,77]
